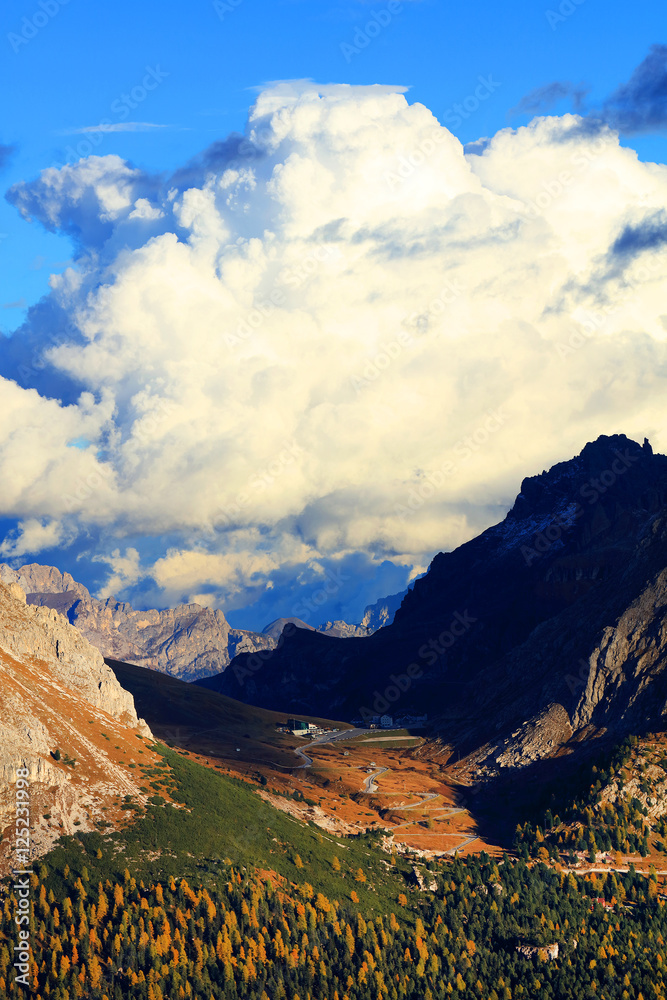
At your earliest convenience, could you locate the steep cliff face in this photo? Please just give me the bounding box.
[360,588,408,630]
[571,520,667,731]
[0,564,276,681]
[212,435,667,762]
[0,581,156,873]
[50,598,276,681]
[317,620,373,639]
[463,509,667,759]
[0,563,90,602]
[0,581,144,728]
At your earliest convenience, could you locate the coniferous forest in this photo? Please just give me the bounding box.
[2,853,666,1000]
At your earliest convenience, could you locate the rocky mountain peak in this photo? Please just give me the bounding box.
[0,562,91,601]
[508,434,666,524]
[0,567,279,681]
[0,580,147,730]
[0,558,403,682]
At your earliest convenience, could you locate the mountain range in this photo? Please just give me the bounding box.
[0,563,402,681]
[5,431,667,782]
[5,431,667,906]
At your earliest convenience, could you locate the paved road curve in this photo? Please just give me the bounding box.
[362,767,388,793]
[292,727,371,769]
[445,836,479,855]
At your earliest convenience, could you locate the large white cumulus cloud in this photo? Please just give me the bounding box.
[4,82,667,611]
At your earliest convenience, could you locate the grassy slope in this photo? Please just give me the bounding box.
[41,743,413,918]
[107,657,351,768]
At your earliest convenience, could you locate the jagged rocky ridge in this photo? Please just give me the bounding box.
[261,616,373,642]
[0,564,277,682]
[0,565,400,682]
[0,580,154,871]
[0,580,145,729]
[207,435,667,764]
[259,593,409,643]
[359,588,408,631]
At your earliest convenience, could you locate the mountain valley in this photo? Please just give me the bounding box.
[4,434,667,999]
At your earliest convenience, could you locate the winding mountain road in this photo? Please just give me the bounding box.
[289,734,477,853]
[292,727,369,769]
[393,792,439,809]
[293,745,313,768]
[362,767,388,792]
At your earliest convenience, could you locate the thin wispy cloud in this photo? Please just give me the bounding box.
[510,81,588,117]
[60,122,173,135]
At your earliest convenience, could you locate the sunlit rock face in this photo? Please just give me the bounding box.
[0,579,155,872]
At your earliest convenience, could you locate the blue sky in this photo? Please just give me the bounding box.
[0,0,666,628]
[2,0,664,331]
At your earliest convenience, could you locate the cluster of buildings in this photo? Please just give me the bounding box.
[276,713,429,737]
[350,714,428,730]
[275,719,337,737]
[288,718,316,734]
